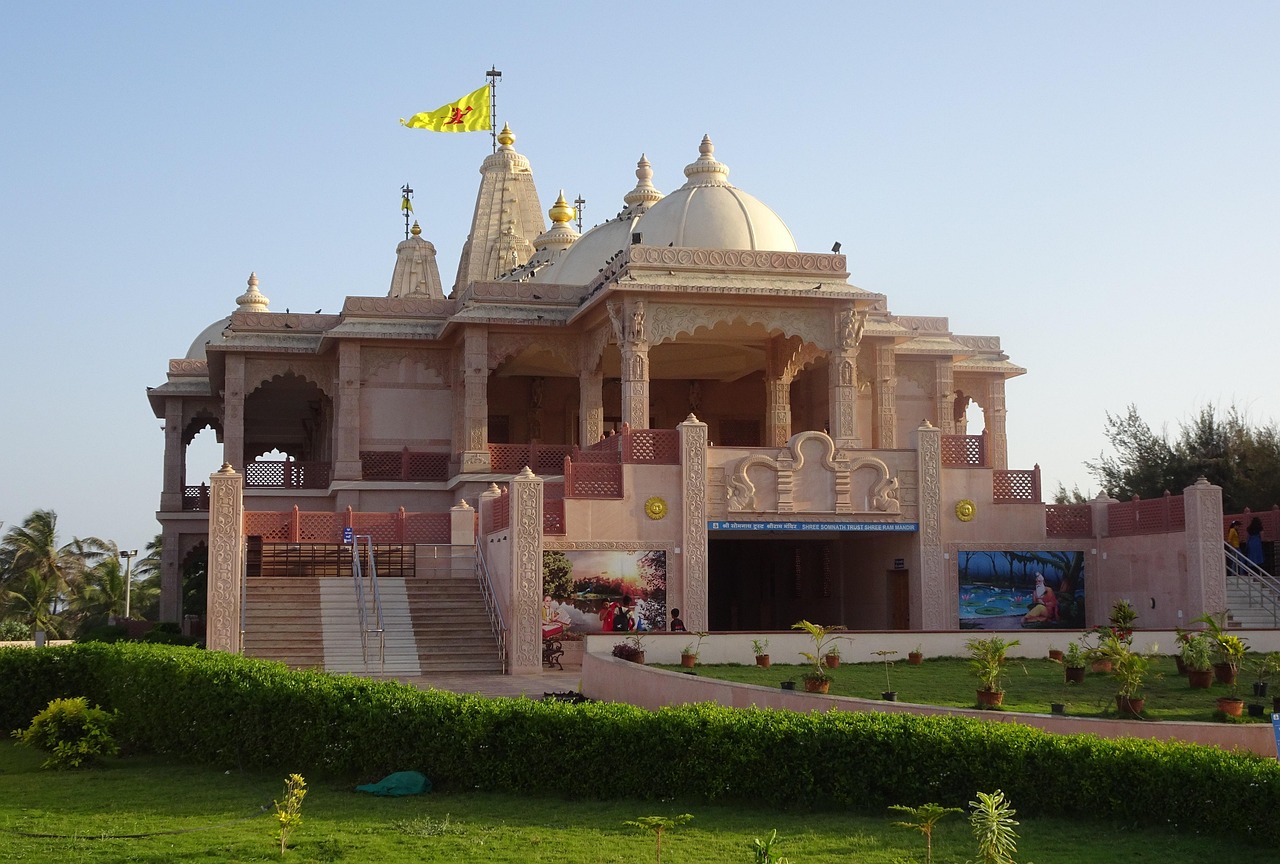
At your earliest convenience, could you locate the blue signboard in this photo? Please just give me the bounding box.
[1272,713,1280,761]
[707,520,918,532]
[342,526,353,545]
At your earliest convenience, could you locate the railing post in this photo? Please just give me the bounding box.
[396,506,406,543]
[1032,464,1042,504]
[207,464,245,654]
[401,447,410,482]
[290,505,301,543]
[344,505,354,542]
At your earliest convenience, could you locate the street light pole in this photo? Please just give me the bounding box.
[119,549,138,620]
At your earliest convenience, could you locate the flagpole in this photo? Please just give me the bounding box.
[401,184,413,239]
[486,67,502,153]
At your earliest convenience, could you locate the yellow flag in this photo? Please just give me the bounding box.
[401,196,413,213]
[400,84,491,133]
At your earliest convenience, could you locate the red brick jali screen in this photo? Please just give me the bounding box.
[361,449,449,482]
[623,429,680,464]
[244,507,450,544]
[941,433,987,467]
[1107,493,1185,536]
[488,443,573,474]
[993,467,1041,503]
[564,460,623,498]
[1045,504,1093,538]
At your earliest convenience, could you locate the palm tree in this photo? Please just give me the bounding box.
[3,568,67,637]
[0,510,110,632]
[68,542,128,631]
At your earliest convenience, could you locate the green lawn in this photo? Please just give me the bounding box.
[0,742,1273,863]
[657,654,1276,722]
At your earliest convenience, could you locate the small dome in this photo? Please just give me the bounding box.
[534,155,664,285]
[633,135,796,252]
[185,316,232,360]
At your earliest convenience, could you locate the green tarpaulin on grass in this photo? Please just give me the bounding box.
[355,771,431,797]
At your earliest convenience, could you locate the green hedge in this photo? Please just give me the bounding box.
[2,643,1278,843]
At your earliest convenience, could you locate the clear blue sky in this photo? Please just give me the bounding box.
[2,2,1278,554]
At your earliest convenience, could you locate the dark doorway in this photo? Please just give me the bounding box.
[708,537,838,631]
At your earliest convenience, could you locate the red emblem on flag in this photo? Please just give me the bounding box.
[445,105,474,125]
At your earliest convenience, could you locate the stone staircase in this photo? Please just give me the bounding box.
[241,545,504,675]
[1224,545,1280,629]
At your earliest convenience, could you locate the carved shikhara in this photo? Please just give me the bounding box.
[680,417,709,631]
[917,424,945,630]
[723,431,901,516]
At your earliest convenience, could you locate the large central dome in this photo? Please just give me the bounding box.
[633,135,797,252]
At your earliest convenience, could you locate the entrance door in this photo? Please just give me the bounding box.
[888,569,910,630]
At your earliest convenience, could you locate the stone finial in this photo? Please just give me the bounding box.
[548,190,575,225]
[217,462,236,474]
[452,498,473,510]
[411,221,422,236]
[683,134,730,185]
[497,123,515,149]
[516,465,537,479]
[235,272,269,313]
[623,154,664,209]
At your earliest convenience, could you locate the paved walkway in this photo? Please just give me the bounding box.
[388,668,584,698]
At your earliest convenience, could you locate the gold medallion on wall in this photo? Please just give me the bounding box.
[955,499,976,522]
[644,496,668,520]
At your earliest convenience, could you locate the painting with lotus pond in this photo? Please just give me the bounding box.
[957,550,1085,630]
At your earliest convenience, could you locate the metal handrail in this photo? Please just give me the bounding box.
[350,535,386,675]
[474,541,507,673]
[1224,542,1280,627]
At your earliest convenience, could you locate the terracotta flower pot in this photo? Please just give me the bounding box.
[823,654,840,669]
[907,652,923,665]
[1216,696,1244,718]
[680,654,696,668]
[1091,659,1113,674]
[1174,654,1187,675]
[1048,649,1064,662]
[1213,662,1238,685]
[755,654,771,668]
[1187,668,1213,689]
[1064,666,1086,684]
[976,689,1004,709]
[803,677,830,694]
[1116,695,1145,717]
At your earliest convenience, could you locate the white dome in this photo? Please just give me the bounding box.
[185,317,231,360]
[633,135,796,252]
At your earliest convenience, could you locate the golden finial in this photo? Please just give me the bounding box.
[497,123,515,148]
[411,221,422,236]
[548,190,575,225]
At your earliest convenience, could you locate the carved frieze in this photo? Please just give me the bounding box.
[245,357,334,397]
[627,245,849,278]
[648,304,833,351]
[724,431,901,516]
[168,359,209,376]
[361,347,450,382]
[341,296,456,316]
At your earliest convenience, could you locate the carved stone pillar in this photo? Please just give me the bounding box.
[764,337,795,448]
[578,366,604,446]
[679,415,709,631]
[935,360,955,435]
[915,422,947,629]
[828,305,863,448]
[873,343,897,449]
[206,464,245,654]
[984,376,1009,470]
[620,342,650,431]
[460,328,491,472]
[508,467,544,671]
[1183,477,1227,620]
[159,525,182,622]
[333,341,362,480]
[222,354,246,469]
[160,401,184,512]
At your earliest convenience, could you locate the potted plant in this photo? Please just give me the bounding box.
[1180,632,1214,689]
[680,632,705,668]
[1112,642,1157,717]
[1250,651,1280,698]
[1212,634,1247,685]
[824,643,842,669]
[1083,626,1125,673]
[611,633,647,664]
[1063,641,1086,684]
[874,649,898,700]
[752,638,771,668]
[908,643,924,665]
[1047,643,1064,662]
[966,636,1019,709]
[792,620,844,694]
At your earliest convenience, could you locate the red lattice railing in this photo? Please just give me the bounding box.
[490,490,510,532]
[243,460,331,489]
[1107,493,1186,536]
[360,449,449,482]
[941,433,987,468]
[623,429,680,464]
[565,460,623,498]
[1046,504,1093,538]
[182,485,210,511]
[1223,506,1280,540]
[544,499,566,535]
[244,506,450,544]
[488,443,573,474]
[993,466,1041,503]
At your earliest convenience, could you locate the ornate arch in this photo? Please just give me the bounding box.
[245,359,334,398]
[647,304,834,351]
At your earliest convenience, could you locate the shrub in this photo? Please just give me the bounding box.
[0,619,32,641]
[77,625,129,644]
[12,696,120,769]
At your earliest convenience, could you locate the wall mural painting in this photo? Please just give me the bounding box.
[957,550,1085,630]
[542,549,668,638]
